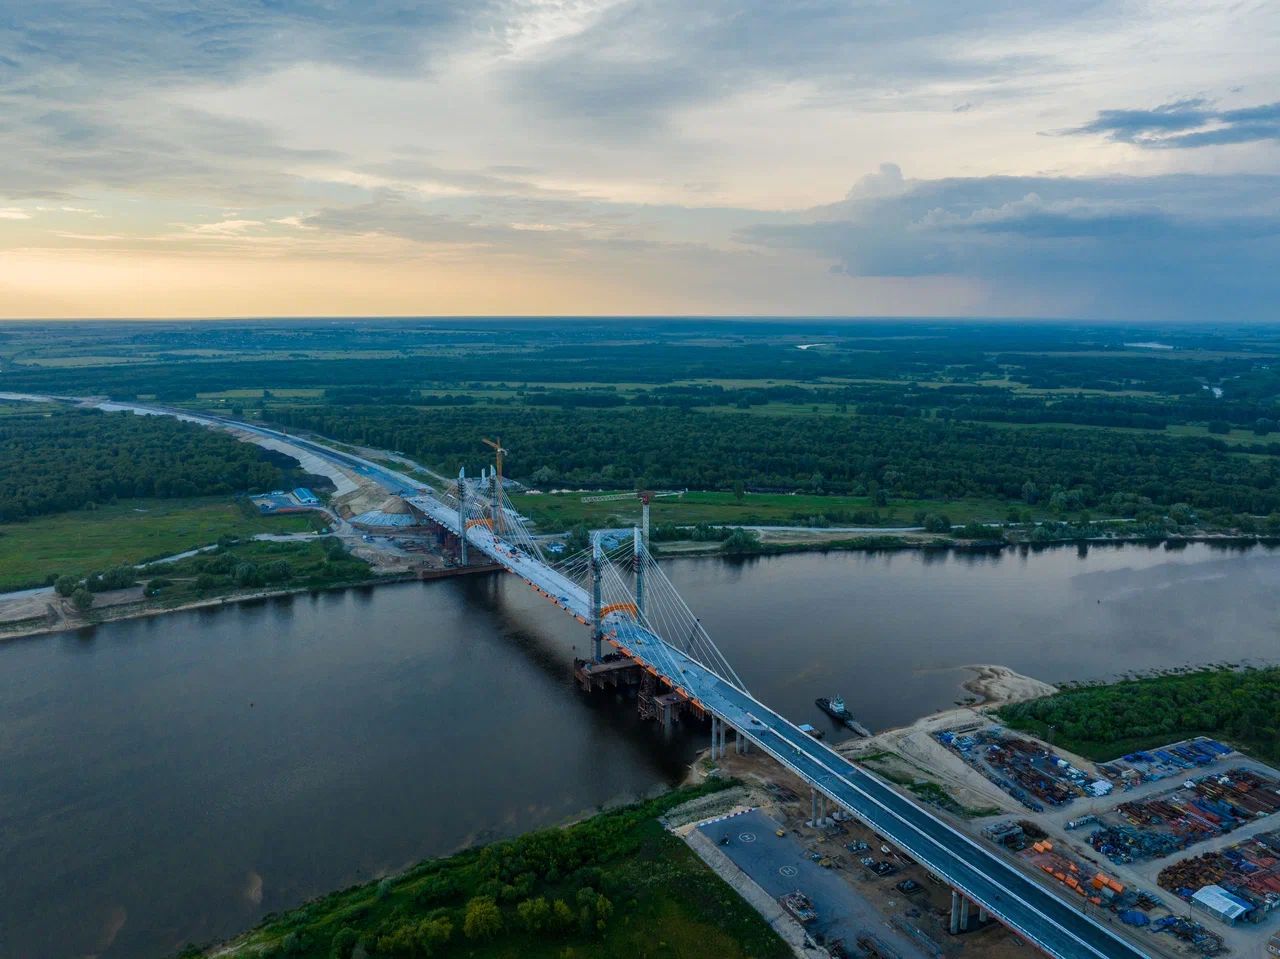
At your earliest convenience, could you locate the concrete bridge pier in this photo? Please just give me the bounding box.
[809,788,831,826]
[949,891,980,934]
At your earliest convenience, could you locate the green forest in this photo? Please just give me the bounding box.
[8,321,1280,531]
[999,667,1280,764]
[196,780,787,959]
[273,404,1280,516]
[0,408,288,522]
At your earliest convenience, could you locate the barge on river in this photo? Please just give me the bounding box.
[816,695,872,737]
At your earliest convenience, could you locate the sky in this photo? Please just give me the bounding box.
[1,1,1278,320]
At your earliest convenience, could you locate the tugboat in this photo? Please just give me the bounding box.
[815,695,873,737]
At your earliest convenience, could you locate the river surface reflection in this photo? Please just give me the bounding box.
[1,541,1275,957]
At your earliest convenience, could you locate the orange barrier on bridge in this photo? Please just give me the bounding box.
[600,602,638,618]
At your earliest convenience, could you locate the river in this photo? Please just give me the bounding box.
[1,541,1276,958]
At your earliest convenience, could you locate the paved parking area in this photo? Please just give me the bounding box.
[697,809,931,958]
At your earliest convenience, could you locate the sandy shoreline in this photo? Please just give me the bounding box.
[830,664,1060,816]
[960,663,1058,706]
[0,574,414,644]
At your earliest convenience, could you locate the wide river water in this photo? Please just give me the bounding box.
[2,541,1277,958]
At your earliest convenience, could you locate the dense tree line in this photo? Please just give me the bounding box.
[11,322,1280,405]
[0,409,285,522]
[1000,668,1280,764]
[273,404,1280,513]
[184,779,784,959]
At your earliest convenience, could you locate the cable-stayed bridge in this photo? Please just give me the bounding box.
[74,403,1151,959]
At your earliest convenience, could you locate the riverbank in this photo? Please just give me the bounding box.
[829,665,1064,820]
[4,524,1274,645]
[188,780,791,959]
[657,528,1280,559]
[0,572,415,643]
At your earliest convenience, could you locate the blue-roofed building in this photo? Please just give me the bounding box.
[293,487,319,505]
[1191,884,1253,925]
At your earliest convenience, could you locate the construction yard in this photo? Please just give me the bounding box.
[688,678,1280,959]
[674,762,1035,959]
[920,720,1280,955]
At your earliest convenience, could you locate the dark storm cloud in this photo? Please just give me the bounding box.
[1066,98,1280,148]
[743,168,1280,318]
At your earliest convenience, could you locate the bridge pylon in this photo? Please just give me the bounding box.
[457,467,468,566]
[482,437,507,534]
[589,531,603,662]
[633,525,645,618]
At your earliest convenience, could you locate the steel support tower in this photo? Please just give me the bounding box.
[590,532,603,662]
[456,467,468,566]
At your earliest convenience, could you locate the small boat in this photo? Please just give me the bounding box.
[798,723,824,739]
[816,695,873,737]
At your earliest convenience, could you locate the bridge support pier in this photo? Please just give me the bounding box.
[960,897,970,930]
[950,891,961,935]
[809,788,830,826]
[711,717,726,760]
[978,906,988,924]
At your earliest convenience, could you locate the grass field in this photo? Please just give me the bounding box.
[1165,424,1280,447]
[142,537,373,607]
[199,780,788,959]
[512,489,1032,531]
[0,498,321,591]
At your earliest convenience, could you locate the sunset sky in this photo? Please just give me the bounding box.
[2,1,1278,319]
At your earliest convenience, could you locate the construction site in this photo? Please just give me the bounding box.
[829,709,1280,958]
[49,407,1278,959]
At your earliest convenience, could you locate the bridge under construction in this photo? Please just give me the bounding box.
[94,403,1152,959]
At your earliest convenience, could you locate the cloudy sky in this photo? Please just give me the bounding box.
[1,1,1277,319]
